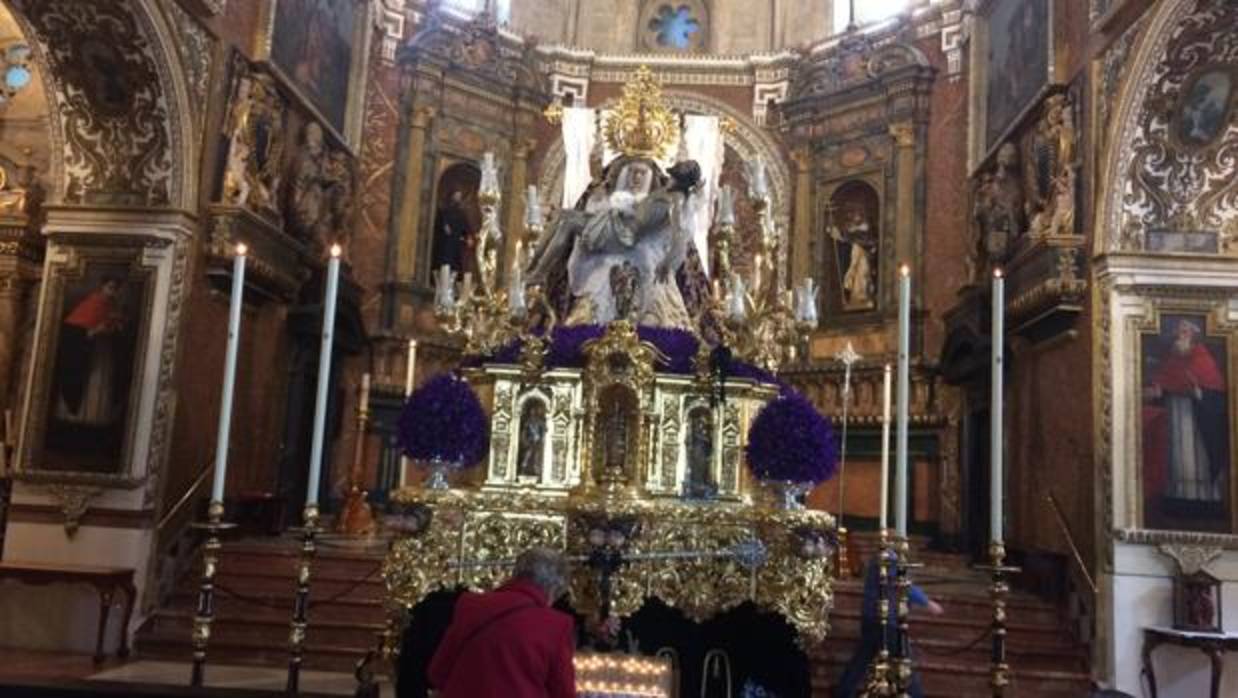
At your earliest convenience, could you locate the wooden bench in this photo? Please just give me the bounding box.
[0,561,136,663]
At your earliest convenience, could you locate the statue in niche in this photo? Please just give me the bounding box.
[0,162,41,216]
[516,400,547,479]
[1028,94,1079,239]
[684,408,716,498]
[826,184,879,311]
[972,142,1025,269]
[286,122,354,249]
[596,385,636,483]
[430,164,482,277]
[221,72,284,214]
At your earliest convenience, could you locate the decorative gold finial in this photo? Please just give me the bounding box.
[604,66,677,160]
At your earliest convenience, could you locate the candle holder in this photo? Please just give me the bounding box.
[976,540,1020,697]
[860,527,895,697]
[835,526,850,579]
[189,501,236,687]
[336,379,376,536]
[891,535,922,698]
[286,504,321,693]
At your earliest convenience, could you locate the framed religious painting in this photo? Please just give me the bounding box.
[1138,310,1235,534]
[257,0,371,147]
[16,248,155,486]
[1170,64,1238,152]
[970,0,1060,169]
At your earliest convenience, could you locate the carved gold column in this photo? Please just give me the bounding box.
[790,147,813,283]
[503,138,536,283]
[0,212,39,427]
[0,274,20,410]
[395,106,435,285]
[889,123,916,270]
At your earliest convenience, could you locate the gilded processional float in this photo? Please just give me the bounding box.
[377,67,840,696]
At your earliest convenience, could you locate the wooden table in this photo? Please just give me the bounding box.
[0,561,136,663]
[1142,626,1238,698]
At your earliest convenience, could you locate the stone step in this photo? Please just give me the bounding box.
[831,583,1065,627]
[809,655,1094,698]
[167,589,387,625]
[147,608,384,650]
[174,568,387,599]
[135,631,365,673]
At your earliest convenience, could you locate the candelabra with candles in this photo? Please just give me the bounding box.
[433,153,542,357]
[711,161,818,373]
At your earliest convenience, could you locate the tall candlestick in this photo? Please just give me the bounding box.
[211,244,247,504]
[399,339,417,488]
[880,363,892,531]
[306,244,342,507]
[991,269,1004,543]
[895,265,910,537]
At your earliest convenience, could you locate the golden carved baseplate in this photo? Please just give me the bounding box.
[384,488,835,644]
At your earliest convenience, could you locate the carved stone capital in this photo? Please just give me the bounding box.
[791,147,813,173]
[411,106,436,130]
[1158,543,1222,576]
[889,122,915,148]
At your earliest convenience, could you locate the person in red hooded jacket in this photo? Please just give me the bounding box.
[428,547,576,698]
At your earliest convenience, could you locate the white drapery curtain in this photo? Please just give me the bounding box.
[561,106,596,208]
[563,108,723,275]
[681,114,722,277]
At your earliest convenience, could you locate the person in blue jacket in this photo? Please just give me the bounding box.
[833,552,944,698]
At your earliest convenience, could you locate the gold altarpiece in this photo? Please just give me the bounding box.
[386,322,835,642]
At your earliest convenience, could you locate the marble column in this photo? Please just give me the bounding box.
[889,123,917,273]
[790,147,814,283]
[395,106,435,285]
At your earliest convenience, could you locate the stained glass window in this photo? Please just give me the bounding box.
[648,4,701,50]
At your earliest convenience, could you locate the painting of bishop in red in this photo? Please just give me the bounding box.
[44,267,142,473]
[1142,315,1231,532]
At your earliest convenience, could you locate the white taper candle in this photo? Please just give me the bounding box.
[895,265,910,537]
[306,244,342,507]
[991,268,1005,544]
[399,339,417,489]
[210,244,248,505]
[880,363,892,531]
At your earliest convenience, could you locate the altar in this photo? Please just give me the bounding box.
[373,65,838,697]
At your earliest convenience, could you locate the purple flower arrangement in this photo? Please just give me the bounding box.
[745,389,839,485]
[397,373,489,467]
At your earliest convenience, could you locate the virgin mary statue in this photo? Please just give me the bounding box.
[528,155,701,329]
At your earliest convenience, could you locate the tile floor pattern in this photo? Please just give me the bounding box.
[90,660,388,696]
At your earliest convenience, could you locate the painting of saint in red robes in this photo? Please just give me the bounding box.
[1142,314,1232,532]
[42,264,145,473]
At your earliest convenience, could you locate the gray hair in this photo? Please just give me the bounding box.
[512,547,569,600]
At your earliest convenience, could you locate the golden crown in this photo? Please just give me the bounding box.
[604,66,677,161]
